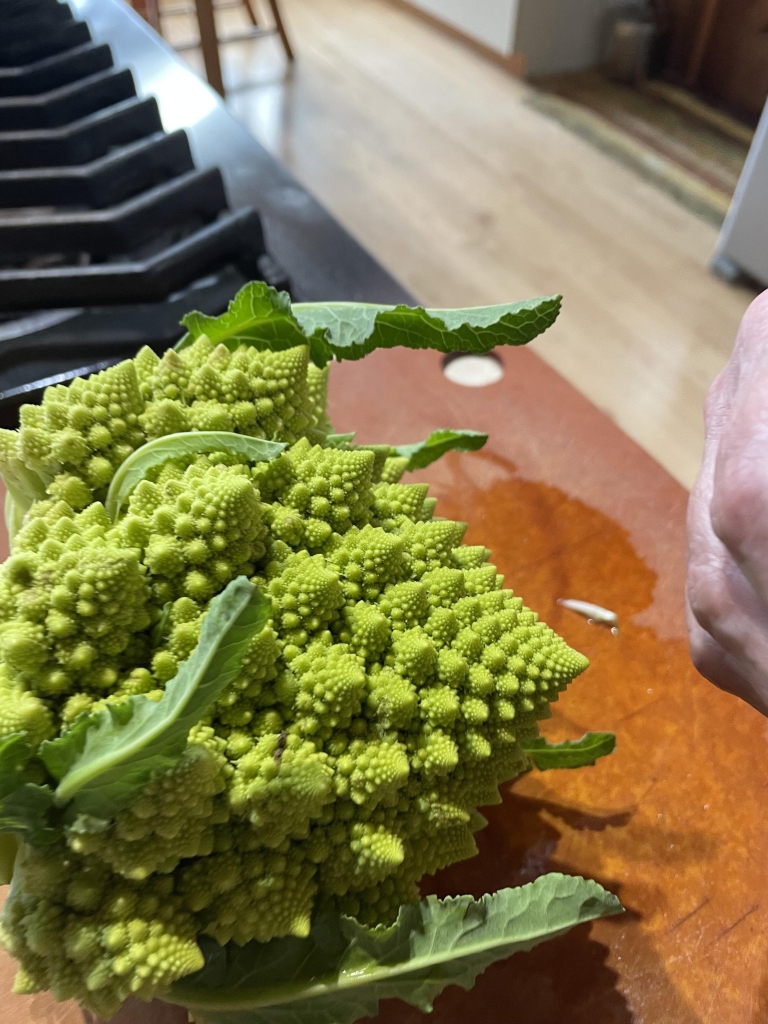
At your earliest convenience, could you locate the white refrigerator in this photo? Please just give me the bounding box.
[713,100,768,287]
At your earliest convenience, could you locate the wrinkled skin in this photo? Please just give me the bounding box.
[687,290,768,717]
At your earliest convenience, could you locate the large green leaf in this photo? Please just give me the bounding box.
[40,578,270,818]
[170,874,622,1024]
[293,296,561,364]
[394,429,488,471]
[175,285,332,366]
[106,432,286,519]
[524,732,616,770]
[174,283,561,368]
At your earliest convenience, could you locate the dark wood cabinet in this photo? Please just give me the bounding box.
[662,0,768,119]
[698,0,768,117]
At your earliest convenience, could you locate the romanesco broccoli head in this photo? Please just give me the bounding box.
[0,349,589,1018]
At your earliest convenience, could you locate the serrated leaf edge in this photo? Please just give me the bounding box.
[172,876,622,1013]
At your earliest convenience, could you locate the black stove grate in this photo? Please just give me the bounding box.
[0,20,92,67]
[0,0,289,427]
[3,4,74,48]
[0,67,137,131]
[0,206,272,307]
[0,96,165,169]
[0,44,114,98]
[0,166,228,258]
[0,129,194,207]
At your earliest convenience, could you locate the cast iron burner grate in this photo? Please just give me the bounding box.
[0,0,289,427]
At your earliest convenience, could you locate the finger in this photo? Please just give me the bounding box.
[685,292,768,716]
[685,347,768,701]
[686,547,768,714]
[686,594,768,717]
[686,339,740,568]
[710,291,768,600]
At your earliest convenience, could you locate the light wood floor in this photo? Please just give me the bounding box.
[163,0,756,488]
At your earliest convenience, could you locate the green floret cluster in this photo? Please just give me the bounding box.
[0,284,611,1023]
[0,419,587,1017]
[0,339,329,515]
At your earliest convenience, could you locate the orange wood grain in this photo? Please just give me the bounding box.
[2,346,766,1023]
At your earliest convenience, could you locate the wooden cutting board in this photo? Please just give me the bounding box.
[1,346,764,1024]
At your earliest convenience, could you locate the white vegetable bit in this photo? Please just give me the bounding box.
[558,599,619,634]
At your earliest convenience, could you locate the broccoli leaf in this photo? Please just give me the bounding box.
[170,874,622,1024]
[37,712,96,783]
[0,459,50,511]
[394,429,488,471]
[175,284,333,366]
[293,296,561,365]
[0,455,51,546]
[0,732,34,802]
[324,432,357,447]
[175,282,561,369]
[325,430,486,471]
[0,733,57,851]
[0,784,58,848]
[4,491,26,547]
[105,432,286,519]
[152,601,173,646]
[523,732,616,770]
[41,578,271,818]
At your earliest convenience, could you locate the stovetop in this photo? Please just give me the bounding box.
[0,0,412,425]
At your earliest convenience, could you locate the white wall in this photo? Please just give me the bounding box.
[408,0,518,56]
[409,0,632,75]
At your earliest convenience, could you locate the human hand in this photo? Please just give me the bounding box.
[687,290,768,717]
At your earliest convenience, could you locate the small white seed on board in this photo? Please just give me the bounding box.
[558,599,619,634]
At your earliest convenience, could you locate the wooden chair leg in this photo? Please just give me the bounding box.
[194,0,226,96]
[132,0,162,34]
[266,0,294,60]
[241,0,259,26]
[146,0,162,34]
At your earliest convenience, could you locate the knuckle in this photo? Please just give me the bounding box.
[710,471,764,557]
[687,575,724,638]
[686,605,737,695]
[688,567,758,673]
[688,627,718,682]
[710,484,746,552]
